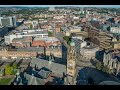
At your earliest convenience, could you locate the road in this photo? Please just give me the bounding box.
[0,39,5,45]
[56,32,95,85]
[56,32,73,84]
[56,32,70,49]
[56,32,91,85]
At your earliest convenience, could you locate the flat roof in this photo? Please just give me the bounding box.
[34,37,60,42]
[28,31,48,34]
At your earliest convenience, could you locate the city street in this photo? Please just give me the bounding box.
[0,39,5,45]
[56,32,70,49]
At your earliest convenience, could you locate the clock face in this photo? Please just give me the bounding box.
[67,62,73,66]
[67,63,74,69]
[69,63,72,66]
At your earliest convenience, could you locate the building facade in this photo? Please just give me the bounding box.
[0,16,16,27]
[4,31,48,45]
[71,36,87,54]
[46,46,62,58]
[88,29,113,50]
[0,50,37,59]
[110,27,120,34]
[80,45,99,60]
[103,51,120,75]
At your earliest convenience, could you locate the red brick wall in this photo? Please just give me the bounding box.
[32,40,46,47]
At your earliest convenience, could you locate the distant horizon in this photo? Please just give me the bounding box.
[0,5,120,8]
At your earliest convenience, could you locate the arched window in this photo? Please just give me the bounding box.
[108,60,109,65]
[112,62,114,67]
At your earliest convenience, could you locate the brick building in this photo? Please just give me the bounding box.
[12,36,32,48]
[88,29,113,50]
[0,50,37,59]
[32,37,61,48]
[32,40,46,47]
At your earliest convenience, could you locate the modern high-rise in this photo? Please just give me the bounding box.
[88,29,113,50]
[12,16,17,27]
[71,36,87,54]
[0,16,16,27]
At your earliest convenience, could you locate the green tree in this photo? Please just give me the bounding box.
[67,40,71,45]
[5,64,14,75]
[63,36,72,45]
[95,61,102,70]
[5,67,11,75]
[30,24,33,29]
[63,36,69,42]
[13,63,17,69]
[48,31,53,37]
[5,64,10,69]
[10,67,14,75]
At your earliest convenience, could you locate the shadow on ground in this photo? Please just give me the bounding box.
[76,66,120,85]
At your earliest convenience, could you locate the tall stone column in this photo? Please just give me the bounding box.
[66,42,77,85]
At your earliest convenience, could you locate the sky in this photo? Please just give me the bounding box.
[0,5,120,8]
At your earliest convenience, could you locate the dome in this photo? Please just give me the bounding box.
[70,42,75,46]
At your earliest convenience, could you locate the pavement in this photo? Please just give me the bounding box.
[56,32,70,49]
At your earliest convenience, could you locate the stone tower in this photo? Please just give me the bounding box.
[66,42,76,85]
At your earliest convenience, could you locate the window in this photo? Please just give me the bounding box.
[112,62,114,67]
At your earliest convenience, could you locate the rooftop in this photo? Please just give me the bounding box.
[83,45,99,49]
[27,31,48,35]
[38,67,52,79]
[34,37,60,43]
[30,58,66,75]
[17,47,44,52]
[69,26,82,30]
[23,72,45,85]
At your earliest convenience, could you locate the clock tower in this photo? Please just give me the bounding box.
[66,42,76,85]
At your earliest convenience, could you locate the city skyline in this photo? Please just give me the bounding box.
[0,6,120,85]
[0,5,120,8]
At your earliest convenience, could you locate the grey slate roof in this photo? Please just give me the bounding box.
[24,73,45,85]
[17,47,44,53]
[30,58,66,75]
[38,68,51,79]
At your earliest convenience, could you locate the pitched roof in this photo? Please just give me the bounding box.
[24,73,45,85]
[32,40,46,47]
[38,68,52,79]
[30,58,66,75]
[17,47,44,52]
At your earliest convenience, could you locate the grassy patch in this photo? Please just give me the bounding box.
[0,78,13,85]
[48,31,53,37]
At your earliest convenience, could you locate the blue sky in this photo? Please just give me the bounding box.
[0,5,120,8]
